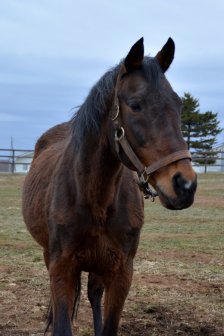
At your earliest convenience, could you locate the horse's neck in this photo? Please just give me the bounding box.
[74,132,122,219]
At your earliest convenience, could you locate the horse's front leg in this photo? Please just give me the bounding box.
[88,272,104,336]
[102,260,133,336]
[49,253,80,336]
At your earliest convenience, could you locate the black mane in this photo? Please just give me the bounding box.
[72,64,120,146]
[72,56,161,146]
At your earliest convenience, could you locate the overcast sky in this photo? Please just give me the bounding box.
[0,0,223,149]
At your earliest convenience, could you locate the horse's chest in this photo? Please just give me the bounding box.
[75,233,125,274]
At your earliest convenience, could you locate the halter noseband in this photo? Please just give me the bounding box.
[110,70,192,200]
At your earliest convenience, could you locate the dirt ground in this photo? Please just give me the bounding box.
[1,250,224,336]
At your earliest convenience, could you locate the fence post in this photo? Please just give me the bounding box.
[11,149,15,174]
[204,153,208,173]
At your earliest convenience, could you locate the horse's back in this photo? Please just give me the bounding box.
[22,122,71,248]
[33,122,71,159]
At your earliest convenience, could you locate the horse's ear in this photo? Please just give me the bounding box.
[124,37,144,72]
[156,37,175,72]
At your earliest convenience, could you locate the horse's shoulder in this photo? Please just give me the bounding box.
[118,168,144,219]
[33,122,71,159]
[121,168,141,197]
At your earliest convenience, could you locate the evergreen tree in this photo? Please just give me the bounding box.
[181,93,200,150]
[181,92,222,164]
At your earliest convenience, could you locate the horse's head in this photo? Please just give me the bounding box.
[110,37,197,210]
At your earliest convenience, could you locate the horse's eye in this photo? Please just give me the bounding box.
[129,102,141,112]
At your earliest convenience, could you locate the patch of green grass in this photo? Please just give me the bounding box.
[141,173,224,259]
[78,327,92,336]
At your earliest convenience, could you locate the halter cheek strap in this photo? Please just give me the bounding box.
[110,84,192,200]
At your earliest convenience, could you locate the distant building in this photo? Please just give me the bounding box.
[0,159,11,173]
[15,151,34,173]
[192,143,224,173]
[213,143,224,173]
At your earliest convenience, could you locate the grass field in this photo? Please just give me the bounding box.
[0,173,223,336]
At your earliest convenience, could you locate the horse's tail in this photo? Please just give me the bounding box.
[72,273,82,320]
[44,274,81,334]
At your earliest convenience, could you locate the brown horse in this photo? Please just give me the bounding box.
[22,37,197,336]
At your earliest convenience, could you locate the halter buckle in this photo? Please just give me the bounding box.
[139,170,149,184]
[139,170,158,201]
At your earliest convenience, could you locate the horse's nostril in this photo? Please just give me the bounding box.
[173,173,196,195]
[173,173,184,190]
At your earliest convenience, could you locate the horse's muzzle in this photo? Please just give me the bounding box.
[157,173,197,210]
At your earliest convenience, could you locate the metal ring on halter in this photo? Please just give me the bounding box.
[111,104,120,121]
[115,127,125,141]
[139,169,149,184]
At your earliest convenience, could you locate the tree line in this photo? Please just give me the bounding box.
[181,92,222,164]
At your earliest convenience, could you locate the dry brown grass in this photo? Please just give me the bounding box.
[0,173,223,335]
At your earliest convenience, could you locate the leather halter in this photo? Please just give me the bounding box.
[110,69,192,200]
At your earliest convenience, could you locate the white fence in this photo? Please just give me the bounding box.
[0,149,33,173]
[0,149,224,174]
